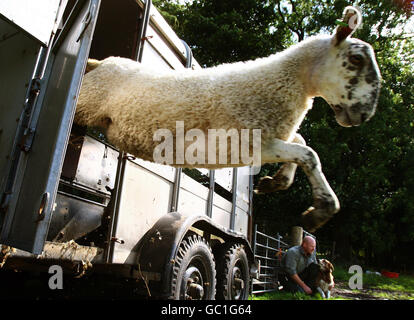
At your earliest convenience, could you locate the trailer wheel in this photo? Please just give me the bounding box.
[216,243,250,300]
[171,234,216,300]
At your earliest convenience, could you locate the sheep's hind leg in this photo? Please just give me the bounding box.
[260,138,340,232]
[254,134,305,194]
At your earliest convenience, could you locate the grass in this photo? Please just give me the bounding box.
[360,273,414,300]
[249,290,348,300]
[335,265,414,300]
[249,291,340,300]
[249,265,414,300]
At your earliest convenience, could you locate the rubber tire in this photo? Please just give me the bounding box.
[216,243,250,300]
[171,234,216,300]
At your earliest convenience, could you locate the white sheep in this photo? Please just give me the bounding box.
[75,7,381,231]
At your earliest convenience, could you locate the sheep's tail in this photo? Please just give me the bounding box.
[85,58,102,74]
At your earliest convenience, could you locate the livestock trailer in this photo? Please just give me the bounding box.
[0,0,258,300]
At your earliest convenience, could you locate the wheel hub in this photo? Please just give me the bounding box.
[183,266,205,300]
[232,265,245,299]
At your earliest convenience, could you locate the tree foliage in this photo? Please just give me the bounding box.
[154,0,414,270]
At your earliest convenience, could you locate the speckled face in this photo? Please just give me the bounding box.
[325,38,381,127]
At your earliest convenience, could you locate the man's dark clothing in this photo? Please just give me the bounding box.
[282,245,317,276]
[280,245,319,293]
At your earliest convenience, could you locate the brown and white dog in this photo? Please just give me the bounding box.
[315,259,335,298]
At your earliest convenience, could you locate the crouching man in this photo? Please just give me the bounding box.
[281,236,319,295]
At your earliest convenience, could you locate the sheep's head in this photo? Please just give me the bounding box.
[315,6,381,127]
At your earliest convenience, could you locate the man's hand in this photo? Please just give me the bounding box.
[291,274,313,295]
[302,284,313,295]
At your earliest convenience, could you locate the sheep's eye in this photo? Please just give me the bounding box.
[349,54,364,65]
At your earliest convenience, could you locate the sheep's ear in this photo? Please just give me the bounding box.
[333,6,362,46]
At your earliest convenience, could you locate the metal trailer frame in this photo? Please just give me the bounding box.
[251,225,289,295]
[0,0,259,299]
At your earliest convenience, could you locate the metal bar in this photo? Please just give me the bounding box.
[277,233,281,250]
[170,168,182,212]
[206,170,215,218]
[250,223,258,296]
[230,168,238,231]
[56,190,106,208]
[251,289,278,294]
[59,179,111,200]
[265,236,269,291]
[181,40,193,68]
[255,230,284,242]
[136,0,152,62]
[248,168,253,217]
[52,0,84,53]
[259,273,275,278]
[252,280,275,285]
[255,254,278,262]
[253,224,258,257]
[247,170,253,243]
[255,242,279,251]
[104,152,126,263]
[256,237,288,248]
[169,40,192,213]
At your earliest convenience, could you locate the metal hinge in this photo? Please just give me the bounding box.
[19,77,44,152]
[20,127,36,152]
[29,77,42,95]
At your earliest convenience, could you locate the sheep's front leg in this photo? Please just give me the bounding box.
[254,134,305,193]
[260,138,340,232]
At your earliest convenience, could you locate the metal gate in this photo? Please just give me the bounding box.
[251,225,289,294]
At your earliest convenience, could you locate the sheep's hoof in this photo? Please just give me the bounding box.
[254,176,274,194]
[254,174,292,194]
[301,199,339,232]
[301,207,328,232]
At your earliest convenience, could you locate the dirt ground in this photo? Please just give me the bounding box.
[332,280,414,300]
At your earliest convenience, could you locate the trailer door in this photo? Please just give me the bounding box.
[0,0,100,254]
